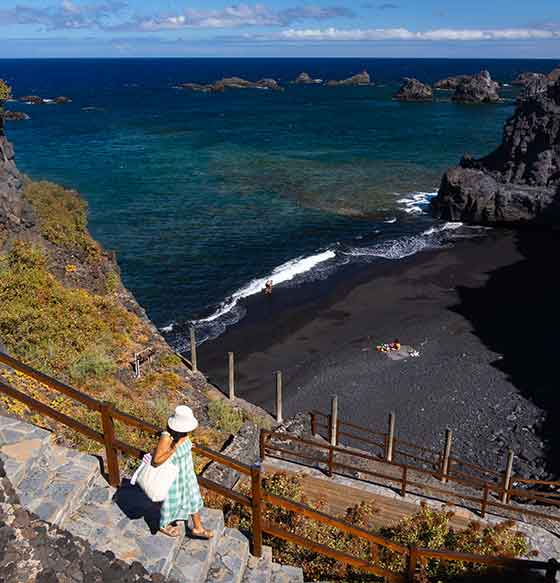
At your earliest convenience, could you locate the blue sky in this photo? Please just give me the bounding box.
[1,0,559,58]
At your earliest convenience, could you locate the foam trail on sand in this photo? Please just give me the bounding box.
[196,250,336,325]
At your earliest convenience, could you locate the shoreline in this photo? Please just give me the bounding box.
[198,229,558,480]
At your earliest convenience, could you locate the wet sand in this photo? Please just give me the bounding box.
[198,229,559,479]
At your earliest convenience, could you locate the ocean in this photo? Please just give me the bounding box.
[1,58,555,349]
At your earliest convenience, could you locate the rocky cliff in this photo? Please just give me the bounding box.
[432,80,560,224]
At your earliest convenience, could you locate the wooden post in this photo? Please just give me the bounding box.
[408,547,418,582]
[310,412,318,438]
[401,465,408,498]
[327,445,334,478]
[330,395,338,447]
[440,428,453,483]
[250,463,263,557]
[275,371,283,424]
[100,402,120,487]
[190,327,198,373]
[501,449,514,504]
[133,353,140,378]
[259,429,267,462]
[228,352,235,400]
[481,483,489,518]
[385,411,395,462]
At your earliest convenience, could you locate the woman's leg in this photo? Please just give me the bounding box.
[191,512,214,538]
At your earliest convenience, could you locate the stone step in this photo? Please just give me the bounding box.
[241,545,273,583]
[169,507,225,582]
[271,563,304,583]
[0,415,53,487]
[18,443,100,526]
[65,474,185,576]
[206,527,250,583]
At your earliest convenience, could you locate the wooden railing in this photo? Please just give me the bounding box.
[0,352,557,582]
[305,410,560,525]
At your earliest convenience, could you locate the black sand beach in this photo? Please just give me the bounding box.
[199,230,560,480]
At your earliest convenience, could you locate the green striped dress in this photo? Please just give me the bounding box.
[159,434,204,529]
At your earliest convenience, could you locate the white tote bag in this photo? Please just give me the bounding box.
[133,453,178,502]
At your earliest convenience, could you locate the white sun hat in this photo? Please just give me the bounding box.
[168,405,198,433]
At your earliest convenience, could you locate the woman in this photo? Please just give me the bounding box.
[153,405,213,539]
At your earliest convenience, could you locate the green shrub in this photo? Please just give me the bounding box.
[105,270,120,293]
[207,399,245,434]
[0,79,11,104]
[23,181,101,260]
[69,348,117,381]
[0,241,135,379]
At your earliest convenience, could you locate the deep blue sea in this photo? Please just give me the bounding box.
[1,58,556,347]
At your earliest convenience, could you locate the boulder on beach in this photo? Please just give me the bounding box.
[327,71,372,87]
[178,77,283,93]
[393,78,433,101]
[432,79,560,225]
[451,71,500,104]
[293,72,321,85]
[19,95,44,105]
[2,111,30,121]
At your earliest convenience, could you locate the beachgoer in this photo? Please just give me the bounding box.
[263,279,273,295]
[154,405,213,539]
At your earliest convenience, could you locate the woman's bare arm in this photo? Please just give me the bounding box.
[152,433,175,466]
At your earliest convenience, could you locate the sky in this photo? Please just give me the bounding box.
[0,0,559,58]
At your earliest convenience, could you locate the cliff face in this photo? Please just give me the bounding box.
[0,119,31,240]
[432,80,560,224]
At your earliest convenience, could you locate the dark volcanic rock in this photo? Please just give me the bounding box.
[293,72,321,85]
[452,70,500,103]
[432,80,560,224]
[53,95,72,104]
[434,75,472,90]
[512,72,546,86]
[2,111,30,121]
[0,117,32,236]
[178,77,283,93]
[393,78,433,101]
[19,95,44,105]
[327,70,372,86]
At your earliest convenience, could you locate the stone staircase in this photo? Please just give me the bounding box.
[0,414,303,583]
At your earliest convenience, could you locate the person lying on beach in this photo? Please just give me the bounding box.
[263,280,273,295]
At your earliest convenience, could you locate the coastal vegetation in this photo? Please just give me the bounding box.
[205,472,531,582]
[0,174,232,464]
[0,79,11,105]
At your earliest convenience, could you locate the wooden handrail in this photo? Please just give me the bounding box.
[1,353,558,582]
[262,428,560,527]
[0,351,102,410]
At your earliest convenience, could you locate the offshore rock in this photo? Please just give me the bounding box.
[293,72,321,85]
[434,74,472,90]
[19,95,44,105]
[432,80,560,225]
[327,70,372,86]
[178,77,283,93]
[393,78,433,101]
[452,70,500,103]
[2,111,30,121]
[512,72,546,86]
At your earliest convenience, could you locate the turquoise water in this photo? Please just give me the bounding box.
[1,58,554,344]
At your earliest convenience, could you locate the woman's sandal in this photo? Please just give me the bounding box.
[160,525,180,538]
[190,527,214,540]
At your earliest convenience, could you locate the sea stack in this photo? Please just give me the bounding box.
[327,71,372,86]
[452,71,500,103]
[432,79,560,224]
[293,72,321,85]
[393,78,433,101]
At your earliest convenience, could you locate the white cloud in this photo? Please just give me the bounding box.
[131,4,354,31]
[273,27,560,42]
